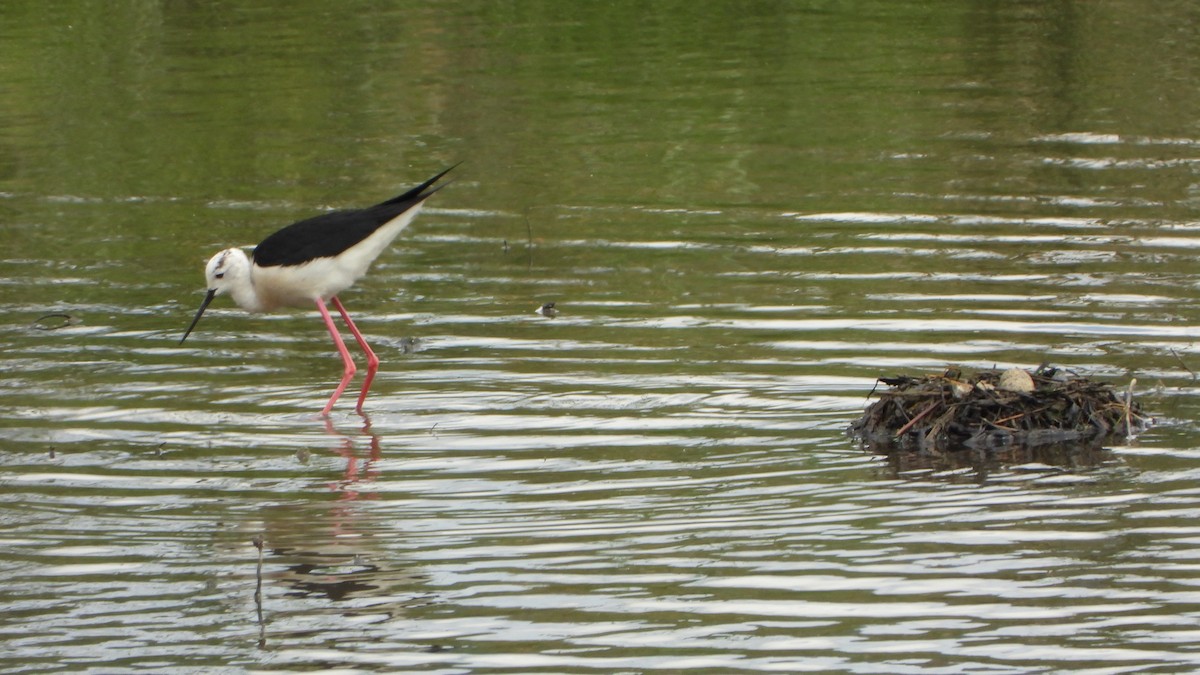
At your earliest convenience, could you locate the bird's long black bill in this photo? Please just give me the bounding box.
[180,289,217,345]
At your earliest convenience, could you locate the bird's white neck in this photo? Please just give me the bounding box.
[228,276,267,313]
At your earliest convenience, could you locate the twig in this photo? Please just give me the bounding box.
[990,411,1027,427]
[253,534,265,646]
[895,401,939,437]
[1170,349,1197,381]
[1124,378,1137,440]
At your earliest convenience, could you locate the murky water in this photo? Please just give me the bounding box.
[5,1,1200,672]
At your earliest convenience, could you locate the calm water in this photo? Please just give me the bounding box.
[5,1,1200,672]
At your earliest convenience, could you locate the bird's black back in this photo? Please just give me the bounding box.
[252,166,454,268]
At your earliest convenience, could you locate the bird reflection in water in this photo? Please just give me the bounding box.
[325,414,382,493]
[252,414,429,649]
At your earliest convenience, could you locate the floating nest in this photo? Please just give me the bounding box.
[851,365,1149,455]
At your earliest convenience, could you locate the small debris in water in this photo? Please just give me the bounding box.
[398,336,421,354]
[851,365,1150,454]
[32,313,81,330]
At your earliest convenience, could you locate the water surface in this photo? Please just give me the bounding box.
[4,1,1200,672]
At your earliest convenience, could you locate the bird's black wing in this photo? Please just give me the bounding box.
[252,165,456,268]
[252,207,395,267]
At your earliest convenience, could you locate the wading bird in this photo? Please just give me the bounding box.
[180,166,453,415]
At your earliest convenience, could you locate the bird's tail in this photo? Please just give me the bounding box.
[382,163,460,206]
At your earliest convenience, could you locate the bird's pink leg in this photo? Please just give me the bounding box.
[316,298,357,416]
[331,297,380,413]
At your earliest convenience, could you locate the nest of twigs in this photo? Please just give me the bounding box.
[851,365,1149,453]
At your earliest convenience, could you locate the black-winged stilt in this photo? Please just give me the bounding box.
[180,166,453,416]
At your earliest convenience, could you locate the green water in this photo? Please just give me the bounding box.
[4,2,1200,672]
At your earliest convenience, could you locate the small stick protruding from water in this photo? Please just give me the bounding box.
[252,534,265,636]
[1170,349,1196,381]
[1125,378,1137,441]
[525,213,535,270]
[252,534,265,576]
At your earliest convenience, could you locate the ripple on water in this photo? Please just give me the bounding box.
[6,172,1200,673]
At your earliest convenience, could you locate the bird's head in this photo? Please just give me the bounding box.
[204,247,252,296]
[180,248,253,345]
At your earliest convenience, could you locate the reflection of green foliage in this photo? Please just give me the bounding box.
[2,1,959,210]
[2,2,438,202]
[2,1,1198,220]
